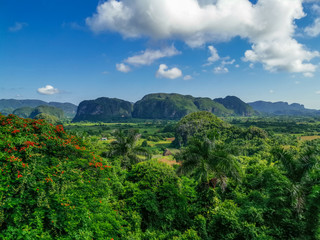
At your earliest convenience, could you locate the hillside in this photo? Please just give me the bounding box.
[248,101,320,116]
[132,93,234,120]
[73,97,133,122]
[214,96,256,116]
[132,93,198,119]
[0,99,77,118]
[12,105,64,123]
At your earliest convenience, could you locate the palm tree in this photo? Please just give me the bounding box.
[271,144,320,213]
[109,129,151,169]
[176,136,242,190]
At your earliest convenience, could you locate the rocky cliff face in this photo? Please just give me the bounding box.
[73,97,133,122]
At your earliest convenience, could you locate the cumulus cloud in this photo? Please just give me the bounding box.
[125,46,180,66]
[208,45,220,63]
[214,66,228,74]
[86,0,319,76]
[9,22,28,32]
[116,63,131,73]
[156,64,182,79]
[37,85,59,95]
[183,75,193,80]
[305,18,320,37]
[244,38,319,73]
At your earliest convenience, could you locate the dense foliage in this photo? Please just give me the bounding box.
[0,114,124,239]
[1,112,320,239]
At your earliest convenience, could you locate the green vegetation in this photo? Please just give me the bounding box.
[30,105,64,119]
[73,97,133,122]
[74,93,247,122]
[0,99,77,118]
[13,107,34,118]
[11,105,65,123]
[1,112,320,239]
[214,96,256,116]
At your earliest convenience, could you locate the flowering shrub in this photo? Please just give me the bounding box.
[0,114,125,239]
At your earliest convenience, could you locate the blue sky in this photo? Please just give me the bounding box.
[1,0,320,108]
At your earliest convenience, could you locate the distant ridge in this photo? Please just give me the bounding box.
[214,96,256,116]
[0,99,77,118]
[248,101,320,116]
[73,93,255,122]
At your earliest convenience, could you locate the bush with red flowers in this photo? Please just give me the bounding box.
[0,114,125,239]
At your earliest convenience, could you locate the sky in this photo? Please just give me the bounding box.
[1,0,320,109]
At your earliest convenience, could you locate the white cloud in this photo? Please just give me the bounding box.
[207,45,220,63]
[87,0,319,76]
[156,64,182,79]
[303,72,314,77]
[221,59,235,66]
[37,85,59,95]
[183,75,193,80]
[9,22,27,32]
[214,66,228,74]
[316,90,320,94]
[305,18,320,37]
[125,46,180,66]
[116,63,131,73]
[269,89,274,93]
[235,64,240,68]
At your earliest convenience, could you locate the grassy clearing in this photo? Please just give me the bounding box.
[299,135,320,141]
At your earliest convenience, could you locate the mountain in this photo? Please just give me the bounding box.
[132,93,198,119]
[48,102,77,118]
[29,105,64,119]
[73,97,133,122]
[13,105,64,119]
[132,93,233,120]
[193,97,234,116]
[0,99,77,118]
[13,107,34,118]
[248,101,320,116]
[0,99,47,109]
[214,96,256,116]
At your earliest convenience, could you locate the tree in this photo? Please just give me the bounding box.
[176,135,242,190]
[109,129,151,169]
[272,144,320,238]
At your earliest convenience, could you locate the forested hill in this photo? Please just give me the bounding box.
[214,96,257,116]
[132,93,233,119]
[248,100,320,116]
[73,97,133,122]
[73,93,242,122]
[0,99,77,118]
